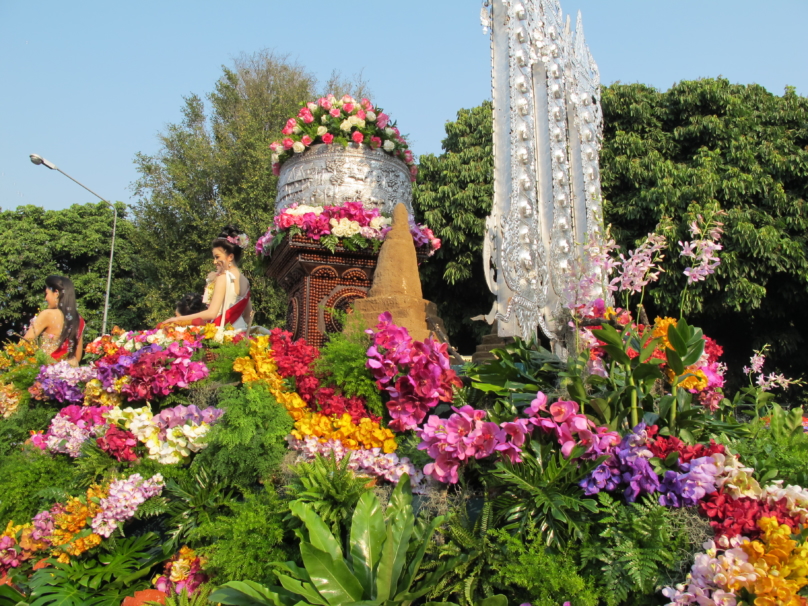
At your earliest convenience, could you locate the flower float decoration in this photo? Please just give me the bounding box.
[29,361,98,404]
[31,405,110,458]
[0,473,163,572]
[152,546,208,596]
[255,200,440,258]
[0,381,21,418]
[268,94,417,181]
[366,312,462,432]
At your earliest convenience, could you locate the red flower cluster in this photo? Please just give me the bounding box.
[647,426,725,464]
[699,490,799,539]
[97,426,138,462]
[703,336,724,363]
[267,329,378,424]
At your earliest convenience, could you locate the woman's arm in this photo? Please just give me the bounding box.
[164,274,227,324]
[23,310,56,341]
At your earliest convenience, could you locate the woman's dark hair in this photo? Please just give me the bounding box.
[211,225,244,264]
[44,275,79,353]
[176,293,205,316]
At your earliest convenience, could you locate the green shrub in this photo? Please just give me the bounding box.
[315,313,383,416]
[193,489,290,585]
[0,447,78,526]
[192,383,292,487]
[489,527,600,606]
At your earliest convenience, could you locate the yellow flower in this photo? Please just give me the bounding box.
[653,317,677,350]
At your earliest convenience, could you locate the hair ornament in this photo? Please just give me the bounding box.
[227,233,250,248]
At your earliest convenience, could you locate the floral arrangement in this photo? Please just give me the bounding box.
[30,405,110,457]
[0,474,163,570]
[366,312,462,432]
[104,404,224,464]
[0,381,21,418]
[29,361,98,404]
[268,94,417,181]
[233,331,400,475]
[255,201,441,257]
[0,339,38,371]
[153,546,208,596]
[287,436,424,491]
[85,325,206,358]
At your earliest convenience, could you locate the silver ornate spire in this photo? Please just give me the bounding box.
[480,0,606,343]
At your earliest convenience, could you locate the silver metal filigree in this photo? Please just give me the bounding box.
[481,0,607,342]
[275,144,414,216]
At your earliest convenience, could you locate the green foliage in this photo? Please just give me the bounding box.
[285,453,373,538]
[581,493,683,605]
[0,203,145,341]
[0,403,56,458]
[413,102,495,353]
[192,489,290,586]
[197,340,251,386]
[729,405,808,486]
[315,314,383,416]
[147,585,214,606]
[0,447,77,527]
[72,440,121,488]
[601,79,808,389]
[192,383,292,486]
[211,474,464,606]
[425,500,504,606]
[490,441,600,547]
[27,533,165,606]
[488,527,599,606]
[162,466,238,551]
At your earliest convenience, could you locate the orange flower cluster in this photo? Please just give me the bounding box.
[49,485,107,562]
[740,517,808,605]
[233,336,397,452]
[0,340,37,369]
[0,382,21,418]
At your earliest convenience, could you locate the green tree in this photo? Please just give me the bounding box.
[413,101,494,353]
[132,51,372,327]
[0,202,143,341]
[601,78,808,387]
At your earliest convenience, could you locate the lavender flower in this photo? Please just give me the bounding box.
[611,233,667,294]
[91,473,164,537]
[679,216,724,284]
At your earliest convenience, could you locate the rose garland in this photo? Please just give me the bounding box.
[255,201,441,258]
[268,94,417,181]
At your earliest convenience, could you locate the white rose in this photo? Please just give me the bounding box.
[307,102,317,111]
[383,140,396,152]
[366,111,377,122]
[293,141,305,153]
[316,126,328,136]
[345,220,362,236]
[369,216,386,230]
[321,115,328,124]
[385,127,396,137]
[340,120,352,132]
[271,153,279,163]
[292,125,301,134]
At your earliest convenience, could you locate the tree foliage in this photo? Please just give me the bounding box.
[413,101,495,353]
[0,203,143,341]
[601,78,808,384]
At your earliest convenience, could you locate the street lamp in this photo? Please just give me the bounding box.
[30,154,117,336]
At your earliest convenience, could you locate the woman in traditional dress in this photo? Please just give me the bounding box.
[24,275,85,366]
[163,226,252,333]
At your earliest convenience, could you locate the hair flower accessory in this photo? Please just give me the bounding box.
[227,233,250,248]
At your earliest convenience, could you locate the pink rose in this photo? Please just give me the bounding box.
[281,124,294,135]
[343,102,355,114]
[329,108,341,118]
[269,142,279,152]
[298,107,314,124]
[410,165,418,181]
[352,131,364,144]
[356,109,366,120]
[403,150,414,163]
[272,163,280,176]
[318,97,332,110]
[370,136,382,149]
[361,98,373,111]
[377,112,389,129]
[282,138,294,150]
[322,133,334,144]
[301,135,313,146]
[341,94,354,104]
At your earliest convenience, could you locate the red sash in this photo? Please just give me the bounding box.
[51,317,85,360]
[192,292,250,327]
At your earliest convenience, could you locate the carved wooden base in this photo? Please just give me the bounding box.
[265,235,428,348]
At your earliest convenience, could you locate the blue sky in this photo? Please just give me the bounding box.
[1,0,805,212]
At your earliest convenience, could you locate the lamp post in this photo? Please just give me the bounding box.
[29,154,117,335]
